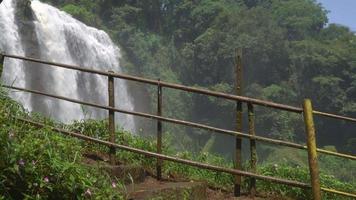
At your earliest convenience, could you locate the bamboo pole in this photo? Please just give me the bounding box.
[1,54,303,112]
[13,116,310,189]
[2,53,356,199]
[156,80,163,180]
[4,53,356,123]
[9,115,356,197]
[3,84,355,161]
[0,53,4,78]
[108,71,116,165]
[234,48,243,197]
[11,116,356,198]
[303,99,321,200]
[248,103,257,197]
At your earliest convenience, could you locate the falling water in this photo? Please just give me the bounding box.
[0,0,136,131]
[0,0,29,105]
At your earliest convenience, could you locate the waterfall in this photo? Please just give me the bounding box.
[0,0,29,105]
[0,0,136,132]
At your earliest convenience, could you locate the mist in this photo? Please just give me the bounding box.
[1,0,355,185]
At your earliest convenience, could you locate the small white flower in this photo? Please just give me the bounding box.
[112,181,117,188]
[8,132,15,139]
[85,188,92,196]
[18,159,25,166]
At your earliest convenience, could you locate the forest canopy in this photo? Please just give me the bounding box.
[42,0,356,155]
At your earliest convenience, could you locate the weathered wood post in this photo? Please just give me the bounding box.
[248,103,257,197]
[0,53,4,79]
[156,79,163,180]
[108,71,116,165]
[234,48,243,197]
[303,99,321,200]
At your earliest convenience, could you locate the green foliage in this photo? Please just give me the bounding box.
[258,164,310,199]
[258,164,355,200]
[42,0,356,154]
[270,0,328,39]
[1,87,355,199]
[0,90,123,199]
[261,146,355,200]
[264,146,356,183]
[61,4,97,26]
[67,119,110,152]
[163,151,234,190]
[319,154,356,184]
[116,131,157,168]
[9,0,356,198]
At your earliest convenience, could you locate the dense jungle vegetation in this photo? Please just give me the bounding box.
[40,0,356,156]
[1,0,355,199]
[0,88,354,199]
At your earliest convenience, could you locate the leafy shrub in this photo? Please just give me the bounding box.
[163,151,234,190]
[0,90,123,199]
[61,4,97,26]
[1,88,354,199]
[257,164,355,200]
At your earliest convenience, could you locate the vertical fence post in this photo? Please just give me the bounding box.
[248,103,256,197]
[108,71,116,165]
[0,53,4,78]
[156,79,163,180]
[234,48,243,197]
[303,99,321,200]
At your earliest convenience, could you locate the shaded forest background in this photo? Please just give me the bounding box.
[41,0,356,156]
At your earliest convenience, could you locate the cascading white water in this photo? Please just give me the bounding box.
[0,0,136,131]
[0,0,30,106]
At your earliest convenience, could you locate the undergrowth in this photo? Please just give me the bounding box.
[70,118,355,200]
[0,89,123,199]
[0,88,355,200]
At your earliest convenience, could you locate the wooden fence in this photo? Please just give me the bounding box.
[1,53,355,199]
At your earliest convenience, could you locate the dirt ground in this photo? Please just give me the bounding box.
[82,152,295,200]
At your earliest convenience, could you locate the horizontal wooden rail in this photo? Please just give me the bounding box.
[313,110,356,123]
[321,187,356,198]
[2,53,356,123]
[7,116,355,198]
[2,53,356,199]
[3,85,355,160]
[12,116,309,188]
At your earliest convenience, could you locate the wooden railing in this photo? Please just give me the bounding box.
[1,53,355,199]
